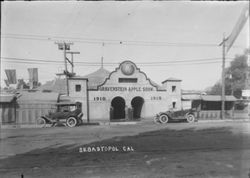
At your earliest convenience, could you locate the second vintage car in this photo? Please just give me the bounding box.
[154,108,198,124]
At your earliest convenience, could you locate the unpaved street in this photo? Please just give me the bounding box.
[0,120,250,178]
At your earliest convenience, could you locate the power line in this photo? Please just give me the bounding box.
[2,34,247,49]
[1,56,234,65]
[1,60,231,67]
[1,56,233,67]
[1,33,222,47]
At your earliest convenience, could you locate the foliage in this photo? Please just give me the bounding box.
[206,49,250,98]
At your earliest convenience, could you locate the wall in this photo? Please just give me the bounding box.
[16,102,56,124]
[68,78,88,121]
[162,81,182,110]
[0,102,16,124]
[88,61,169,121]
[88,90,168,121]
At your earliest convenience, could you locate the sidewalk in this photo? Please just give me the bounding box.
[1,118,249,129]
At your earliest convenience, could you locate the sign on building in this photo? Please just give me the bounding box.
[242,90,250,97]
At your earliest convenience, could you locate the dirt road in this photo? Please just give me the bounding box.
[0,120,250,178]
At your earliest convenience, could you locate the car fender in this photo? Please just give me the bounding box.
[185,112,198,122]
[159,112,172,120]
[41,116,53,123]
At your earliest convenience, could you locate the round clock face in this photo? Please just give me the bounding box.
[121,62,135,75]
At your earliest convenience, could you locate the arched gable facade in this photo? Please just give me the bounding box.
[69,60,182,122]
[88,61,169,121]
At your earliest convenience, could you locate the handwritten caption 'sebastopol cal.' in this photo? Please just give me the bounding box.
[79,146,134,153]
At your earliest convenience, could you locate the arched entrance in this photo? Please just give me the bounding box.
[111,96,126,120]
[131,96,144,119]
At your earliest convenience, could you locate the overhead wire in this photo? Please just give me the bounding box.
[1,56,233,67]
[1,56,233,63]
[2,33,247,49]
[1,33,222,47]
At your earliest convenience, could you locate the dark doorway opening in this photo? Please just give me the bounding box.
[131,96,144,119]
[111,96,126,120]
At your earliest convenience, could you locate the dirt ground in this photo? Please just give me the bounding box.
[0,120,250,178]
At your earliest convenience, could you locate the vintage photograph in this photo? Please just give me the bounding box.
[0,1,250,178]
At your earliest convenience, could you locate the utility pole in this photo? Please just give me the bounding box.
[101,42,105,69]
[221,34,226,120]
[246,52,250,98]
[101,57,104,69]
[219,6,249,118]
[66,51,80,74]
[55,41,73,96]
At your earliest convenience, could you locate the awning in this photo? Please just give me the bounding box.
[182,95,201,100]
[18,92,59,102]
[0,94,16,103]
[200,95,237,101]
[182,95,237,101]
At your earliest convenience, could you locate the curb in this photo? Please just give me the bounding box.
[1,119,249,129]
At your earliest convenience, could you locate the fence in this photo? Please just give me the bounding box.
[0,103,16,124]
[198,110,234,120]
[15,102,57,125]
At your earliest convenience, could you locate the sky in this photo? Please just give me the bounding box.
[1,1,249,91]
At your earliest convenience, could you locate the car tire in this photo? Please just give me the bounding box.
[186,114,195,123]
[37,117,46,128]
[159,114,169,124]
[66,117,77,127]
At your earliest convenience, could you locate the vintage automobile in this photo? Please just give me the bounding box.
[154,108,198,124]
[37,102,83,127]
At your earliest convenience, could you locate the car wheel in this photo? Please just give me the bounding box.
[186,114,195,123]
[159,114,169,124]
[37,117,46,128]
[66,117,77,127]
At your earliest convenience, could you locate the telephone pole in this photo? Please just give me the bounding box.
[220,34,226,119]
[55,41,73,96]
[246,52,250,92]
[66,51,80,74]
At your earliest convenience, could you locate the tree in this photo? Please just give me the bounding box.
[16,79,29,89]
[207,49,249,98]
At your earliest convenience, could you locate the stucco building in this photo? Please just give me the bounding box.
[68,60,182,122]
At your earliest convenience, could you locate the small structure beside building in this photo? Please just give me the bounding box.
[15,91,60,124]
[0,91,61,125]
[0,93,18,124]
[182,90,237,119]
[191,95,237,119]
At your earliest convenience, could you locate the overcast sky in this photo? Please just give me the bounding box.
[1,1,249,90]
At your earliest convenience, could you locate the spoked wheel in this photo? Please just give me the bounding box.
[66,117,77,127]
[37,117,46,128]
[159,114,169,124]
[186,114,195,123]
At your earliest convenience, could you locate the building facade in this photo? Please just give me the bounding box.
[69,60,182,122]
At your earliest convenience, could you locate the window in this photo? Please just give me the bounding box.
[119,78,138,83]
[75,84,81,92]
[172,86,176,92]
[172,102,176,109]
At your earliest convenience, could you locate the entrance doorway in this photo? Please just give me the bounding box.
[111,96,126,120]
[131,96,144,119]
